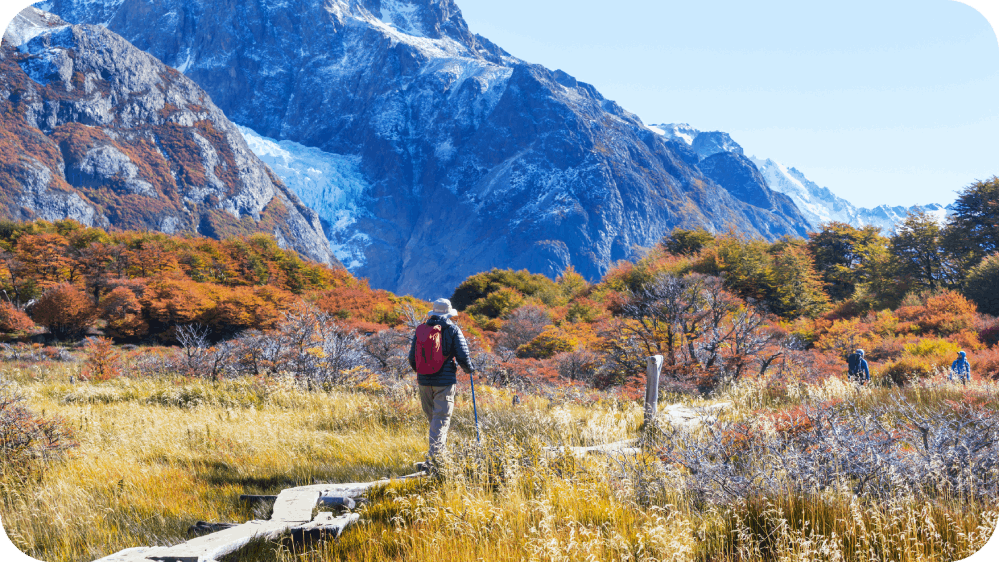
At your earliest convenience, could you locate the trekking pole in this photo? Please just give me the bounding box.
[469,371,481,443]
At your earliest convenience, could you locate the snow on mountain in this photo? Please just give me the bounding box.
[2,5,67,46]
[652,123,951,233]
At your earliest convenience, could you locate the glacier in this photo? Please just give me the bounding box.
[236,126,371,270]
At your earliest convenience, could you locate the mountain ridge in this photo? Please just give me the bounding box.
[34,0,814,298]
[652,123,951,232]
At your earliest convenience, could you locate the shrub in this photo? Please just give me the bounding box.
[0,301,33,333]
[980,321,999,348]
[0,378,76,482]
[482,357,561,392]
[564,298,602,323]
[972,347,999,380]
[882,357,935,386]
[662,227,714,256]
[230,303,366,384]
[652,393,999,504]
[465,286,525,319]
[30,283,98,340]
[897,290,977,336]
[552,349,600,383]
[948,329,983,352]
[451,268,561,312]
[494,305,552,352]
[517,326,578,359]
[81,337,124,382]
[814,318,878,359]
[904,338,960,359]
[866,336,908,362]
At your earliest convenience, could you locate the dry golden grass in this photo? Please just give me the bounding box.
[1,363,997,562]
[0,365,429,561]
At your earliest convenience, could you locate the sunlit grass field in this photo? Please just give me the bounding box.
[2,361,997,562]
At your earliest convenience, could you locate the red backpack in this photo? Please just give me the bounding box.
[415,323,447,374]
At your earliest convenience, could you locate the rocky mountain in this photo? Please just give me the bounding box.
[0,7,335,264]
[34,0,812,297]
[652,123,951,232]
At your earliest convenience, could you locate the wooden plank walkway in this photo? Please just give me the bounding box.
[92,476,422,562]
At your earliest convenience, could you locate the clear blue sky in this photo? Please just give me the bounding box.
[456,0,999,208]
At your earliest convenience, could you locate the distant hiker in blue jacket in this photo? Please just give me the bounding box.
[408,298,476,466]
[847,349,870,385]
[949,351,971,385]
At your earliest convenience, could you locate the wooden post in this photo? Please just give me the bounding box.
[645,355,663,425]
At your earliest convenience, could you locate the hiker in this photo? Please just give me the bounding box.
[949,351,971,385]
[408,298,476,466]
[847,348,870,385]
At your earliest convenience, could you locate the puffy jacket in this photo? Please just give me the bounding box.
[408,316,475,386]
[951,358,971,380]
[849,357,870,381]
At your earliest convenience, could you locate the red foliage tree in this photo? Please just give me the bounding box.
[30,283,98,340]
[0,301,34,334]
[99,286,148,339]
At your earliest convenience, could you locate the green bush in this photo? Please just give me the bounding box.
[881,357,936,387]
[963,253,999,316]
[451,268,565,318]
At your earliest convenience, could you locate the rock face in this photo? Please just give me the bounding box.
[0,8,335,264]
[653,123,951,232]
[37,0,812,297]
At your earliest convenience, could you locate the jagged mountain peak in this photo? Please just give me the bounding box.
[650,123,743,160]
[1,6,335,263]
[649,122,952,233]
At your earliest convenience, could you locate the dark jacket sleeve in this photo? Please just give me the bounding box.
[408,333,417,372]
[452,325,475,373]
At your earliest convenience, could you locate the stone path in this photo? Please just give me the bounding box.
[543,401,733,461]
[92,476,421,562]
[543,438,641,460]
[91,401,730,562]
[659,401,731,429]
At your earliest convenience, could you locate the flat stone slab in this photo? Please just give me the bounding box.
[147,520,289,562]
[270,488,322,522]
[142,513,360,562]
[293,512,359,536]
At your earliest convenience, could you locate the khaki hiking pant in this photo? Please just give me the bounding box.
[419,384,456,460]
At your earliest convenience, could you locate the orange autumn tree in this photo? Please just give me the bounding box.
[0,301,33,334]
[99,285,149,339]
[31,283,98,340]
